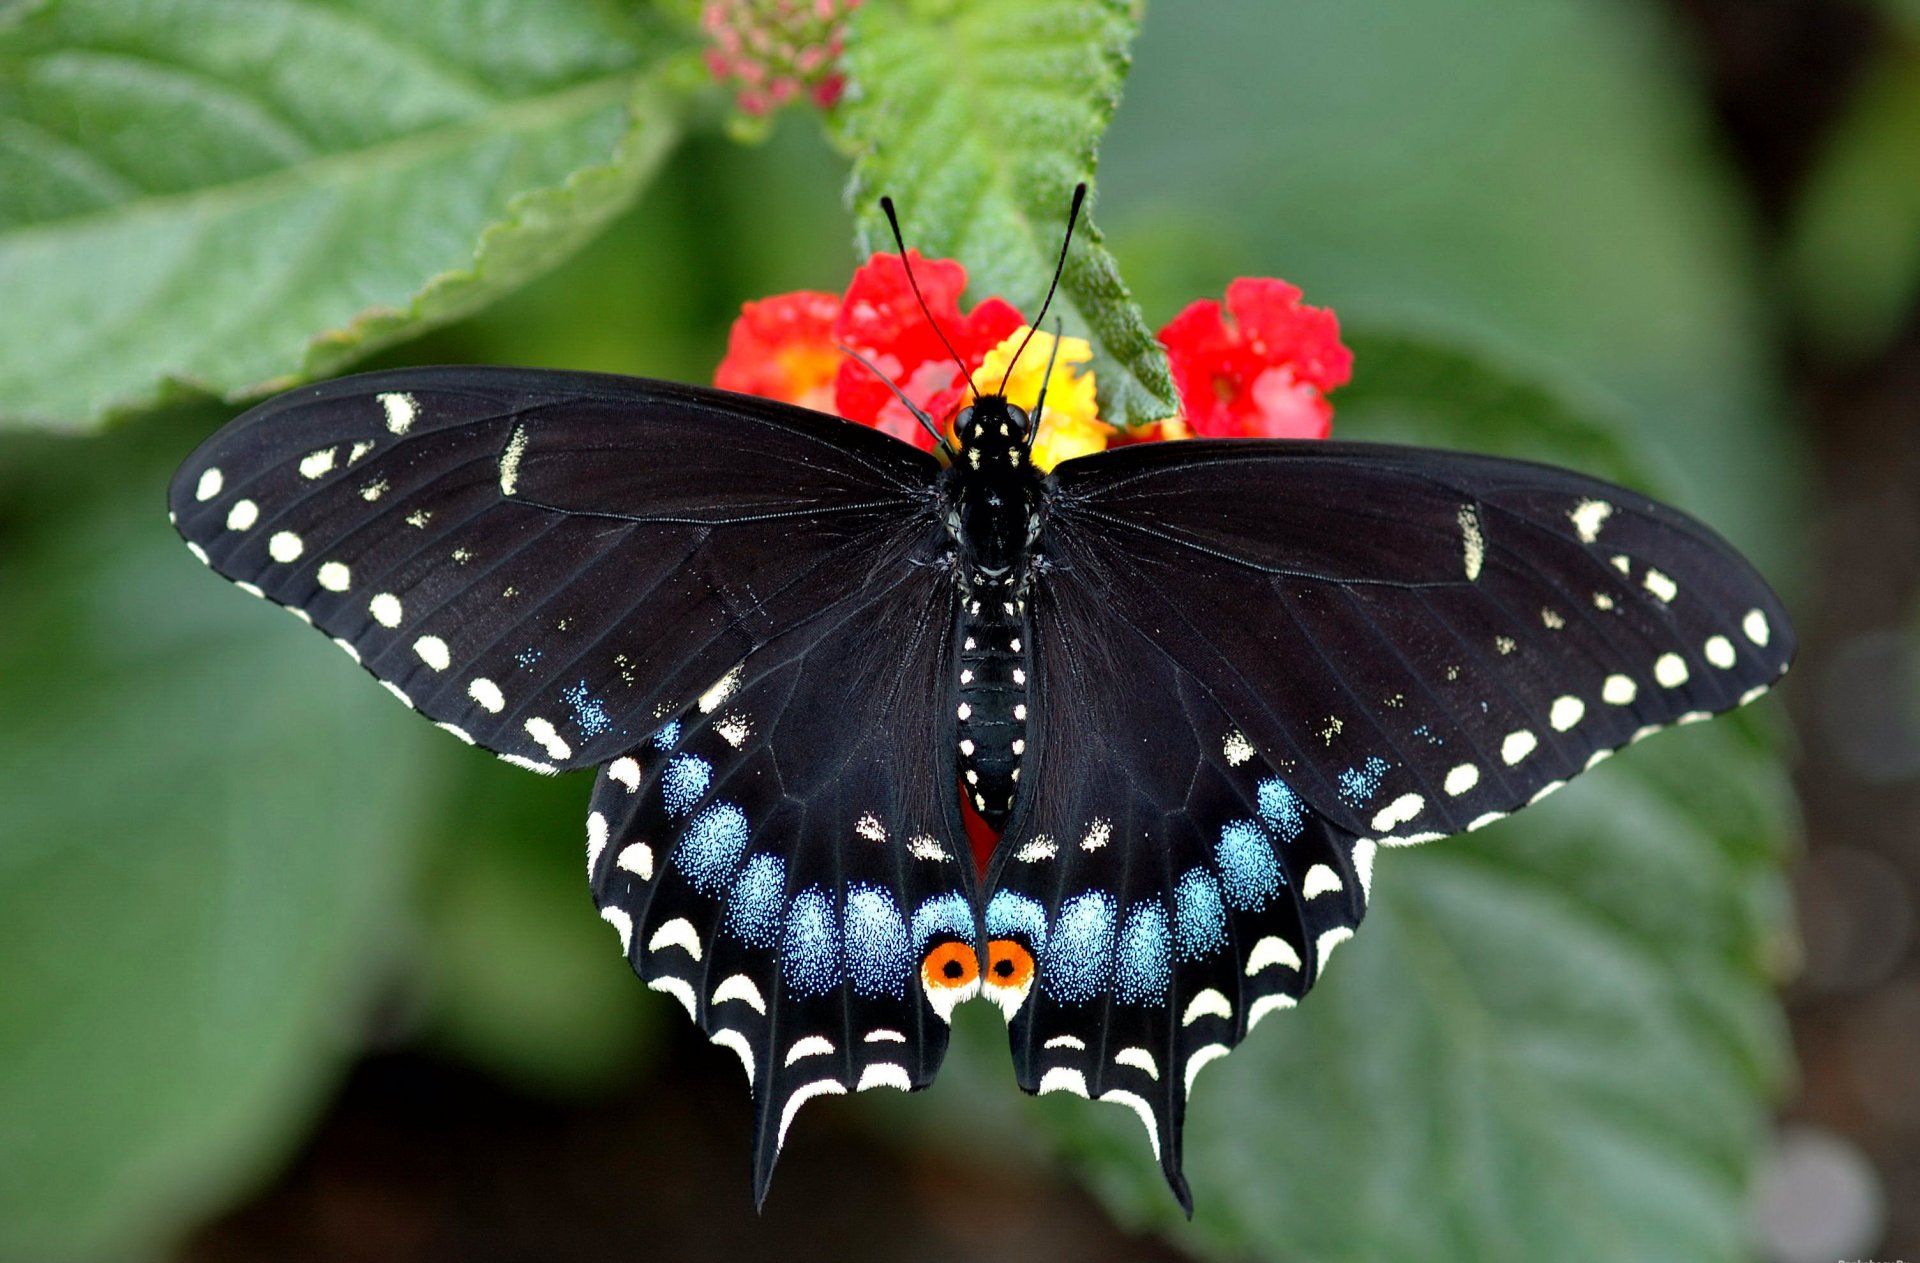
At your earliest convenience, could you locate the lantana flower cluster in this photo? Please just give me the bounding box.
[715,252,1352,469]
[701,0,859,117]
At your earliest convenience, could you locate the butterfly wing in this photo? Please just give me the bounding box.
[587,525,979,1203]
[172,367,981,1199]
[167,366,942,772]
[991,438,1793,1206]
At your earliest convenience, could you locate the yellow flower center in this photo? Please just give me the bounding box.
[972,327,1109,472]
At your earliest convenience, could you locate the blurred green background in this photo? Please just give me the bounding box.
[2,0,1917,1260]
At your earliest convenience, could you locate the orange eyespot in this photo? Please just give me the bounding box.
[984,939,1035,990]
[921,941,980,990]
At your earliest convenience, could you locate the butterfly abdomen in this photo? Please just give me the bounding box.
[956,583,1029,830]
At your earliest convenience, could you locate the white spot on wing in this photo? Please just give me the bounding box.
[268,531,304,563]
[413,634,450,671]
[1353,837,1378,900]
[1458,503,1485,580]
[1014,835,1056,862]
[608,757,640,791]
[1183,1044,1230,1097]
[858,1063,913,1093]
[1302,864,1343,899]
[1445,763,1480,796]
[1115,1047,1160,1080]
[778,1080,847,1151]
[616,843,654,880]
[498,423,529,495]
[854,813,887,843]
[1705,635,1736,669]
[299,447,337,479]
[1098,1089,1162,1161]
[1743,608,1771,647]
[1549,695,1585,731]
[1501,730,1537,765]
[1044,1034,1086,1051]
[369,592,403,627]
[195,468,223,501]
[907,834,950,862]
[600,906,633,954]
[713,974,766,1014]
[1602,674,1637,705]
[1037,1067,1089,1098]
[436,722,474,745]
[524,716,572,761]
[1081,819,1111,852]
[379,391,417,435]
[697,665,743,714]
[1315,926,1354,976]
[711,1029,755,1087]
[1248,993,1298,1030]
[1246,936,1301,975]
[649,917,703,961]
[586,811,608,876]
[1181,988,1233,1026]
[864,1028,907,1044]
[333,638,361,664]
[1222,729,1255,766]
[1654,653,1689,688]
[1370,792,1424,833]
[381,681,413,709]
[649,975,698,1020]
[468,677,505,713]
[317,561,351,592]
[186,542,210,565]
[226,499,258,531]
[1569,498,1612,542]
[1643,568,1678,603]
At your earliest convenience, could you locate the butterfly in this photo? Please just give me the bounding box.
[167,187,1792,1213]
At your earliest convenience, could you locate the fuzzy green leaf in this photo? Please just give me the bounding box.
[0,0,687,431]
[837,0,1177,429]
[0,416,439,1261]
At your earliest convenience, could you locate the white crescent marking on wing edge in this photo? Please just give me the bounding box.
[1098,1089,1162,1161]
[1184,1044,1231,1097]
[648,917,702,961]
[710,1029,754,1087]
[1181,988,1232,1027]
[857,1063,913,1093]
[1246,936,1302,975]
[778,1080,847,1151]
[784,1035,836,1067]
[712,973,766,1014]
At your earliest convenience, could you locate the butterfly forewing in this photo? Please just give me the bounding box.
[167,368,942,773]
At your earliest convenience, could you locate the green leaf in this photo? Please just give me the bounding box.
[0,412,439,1261]
[1786,37,1920,361]
[1022,337,1795,1261]
[0,0,689,431]
[837,0,1178,430]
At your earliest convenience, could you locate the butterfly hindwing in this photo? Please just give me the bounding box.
[167,367,942,774]
[585,543,979,1202]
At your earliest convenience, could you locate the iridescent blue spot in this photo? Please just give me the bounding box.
[674,801,748,895]
[781,885,840,997]
[1216,819,1283,910]
[1257,777,1306,842]
[1041,891,1116,1005]
[1174,868,1227,961]
[1338,756,1391,806]
[986,890,1048,952]
[724,853,785,948]
[653,720,681,750]
[910,891,974,951]
[562,680,613,738]
[1114,902,1171,1005]
[843,884,911,998]
[660,752,709,817]
[514,646,542,670]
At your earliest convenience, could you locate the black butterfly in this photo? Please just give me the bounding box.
[167,191,1792,1212]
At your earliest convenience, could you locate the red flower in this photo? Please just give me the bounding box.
[1158,277,1352,439]
[714,290,841,414]
[830,251,1025,449]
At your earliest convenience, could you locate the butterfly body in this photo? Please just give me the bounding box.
[946,395,1043,829]
[169,365,1792,1212]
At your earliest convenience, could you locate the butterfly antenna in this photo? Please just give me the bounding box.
[878,196,979,403]
[837,342,955,457]
[1029,317,1066,433]
[998,182,1086,396]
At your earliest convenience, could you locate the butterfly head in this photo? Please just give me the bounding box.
[949,394,1042,583]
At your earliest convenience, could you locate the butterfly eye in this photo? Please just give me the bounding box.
[1006,404,1031,435]
[921,940,980,989]
[955,407,976,434]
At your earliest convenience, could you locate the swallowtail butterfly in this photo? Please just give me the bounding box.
[168,190,1792,1212]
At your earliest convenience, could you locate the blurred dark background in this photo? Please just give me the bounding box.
[3,1,1917,1259]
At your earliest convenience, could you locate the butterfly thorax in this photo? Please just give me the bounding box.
[945,396,1042,830]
